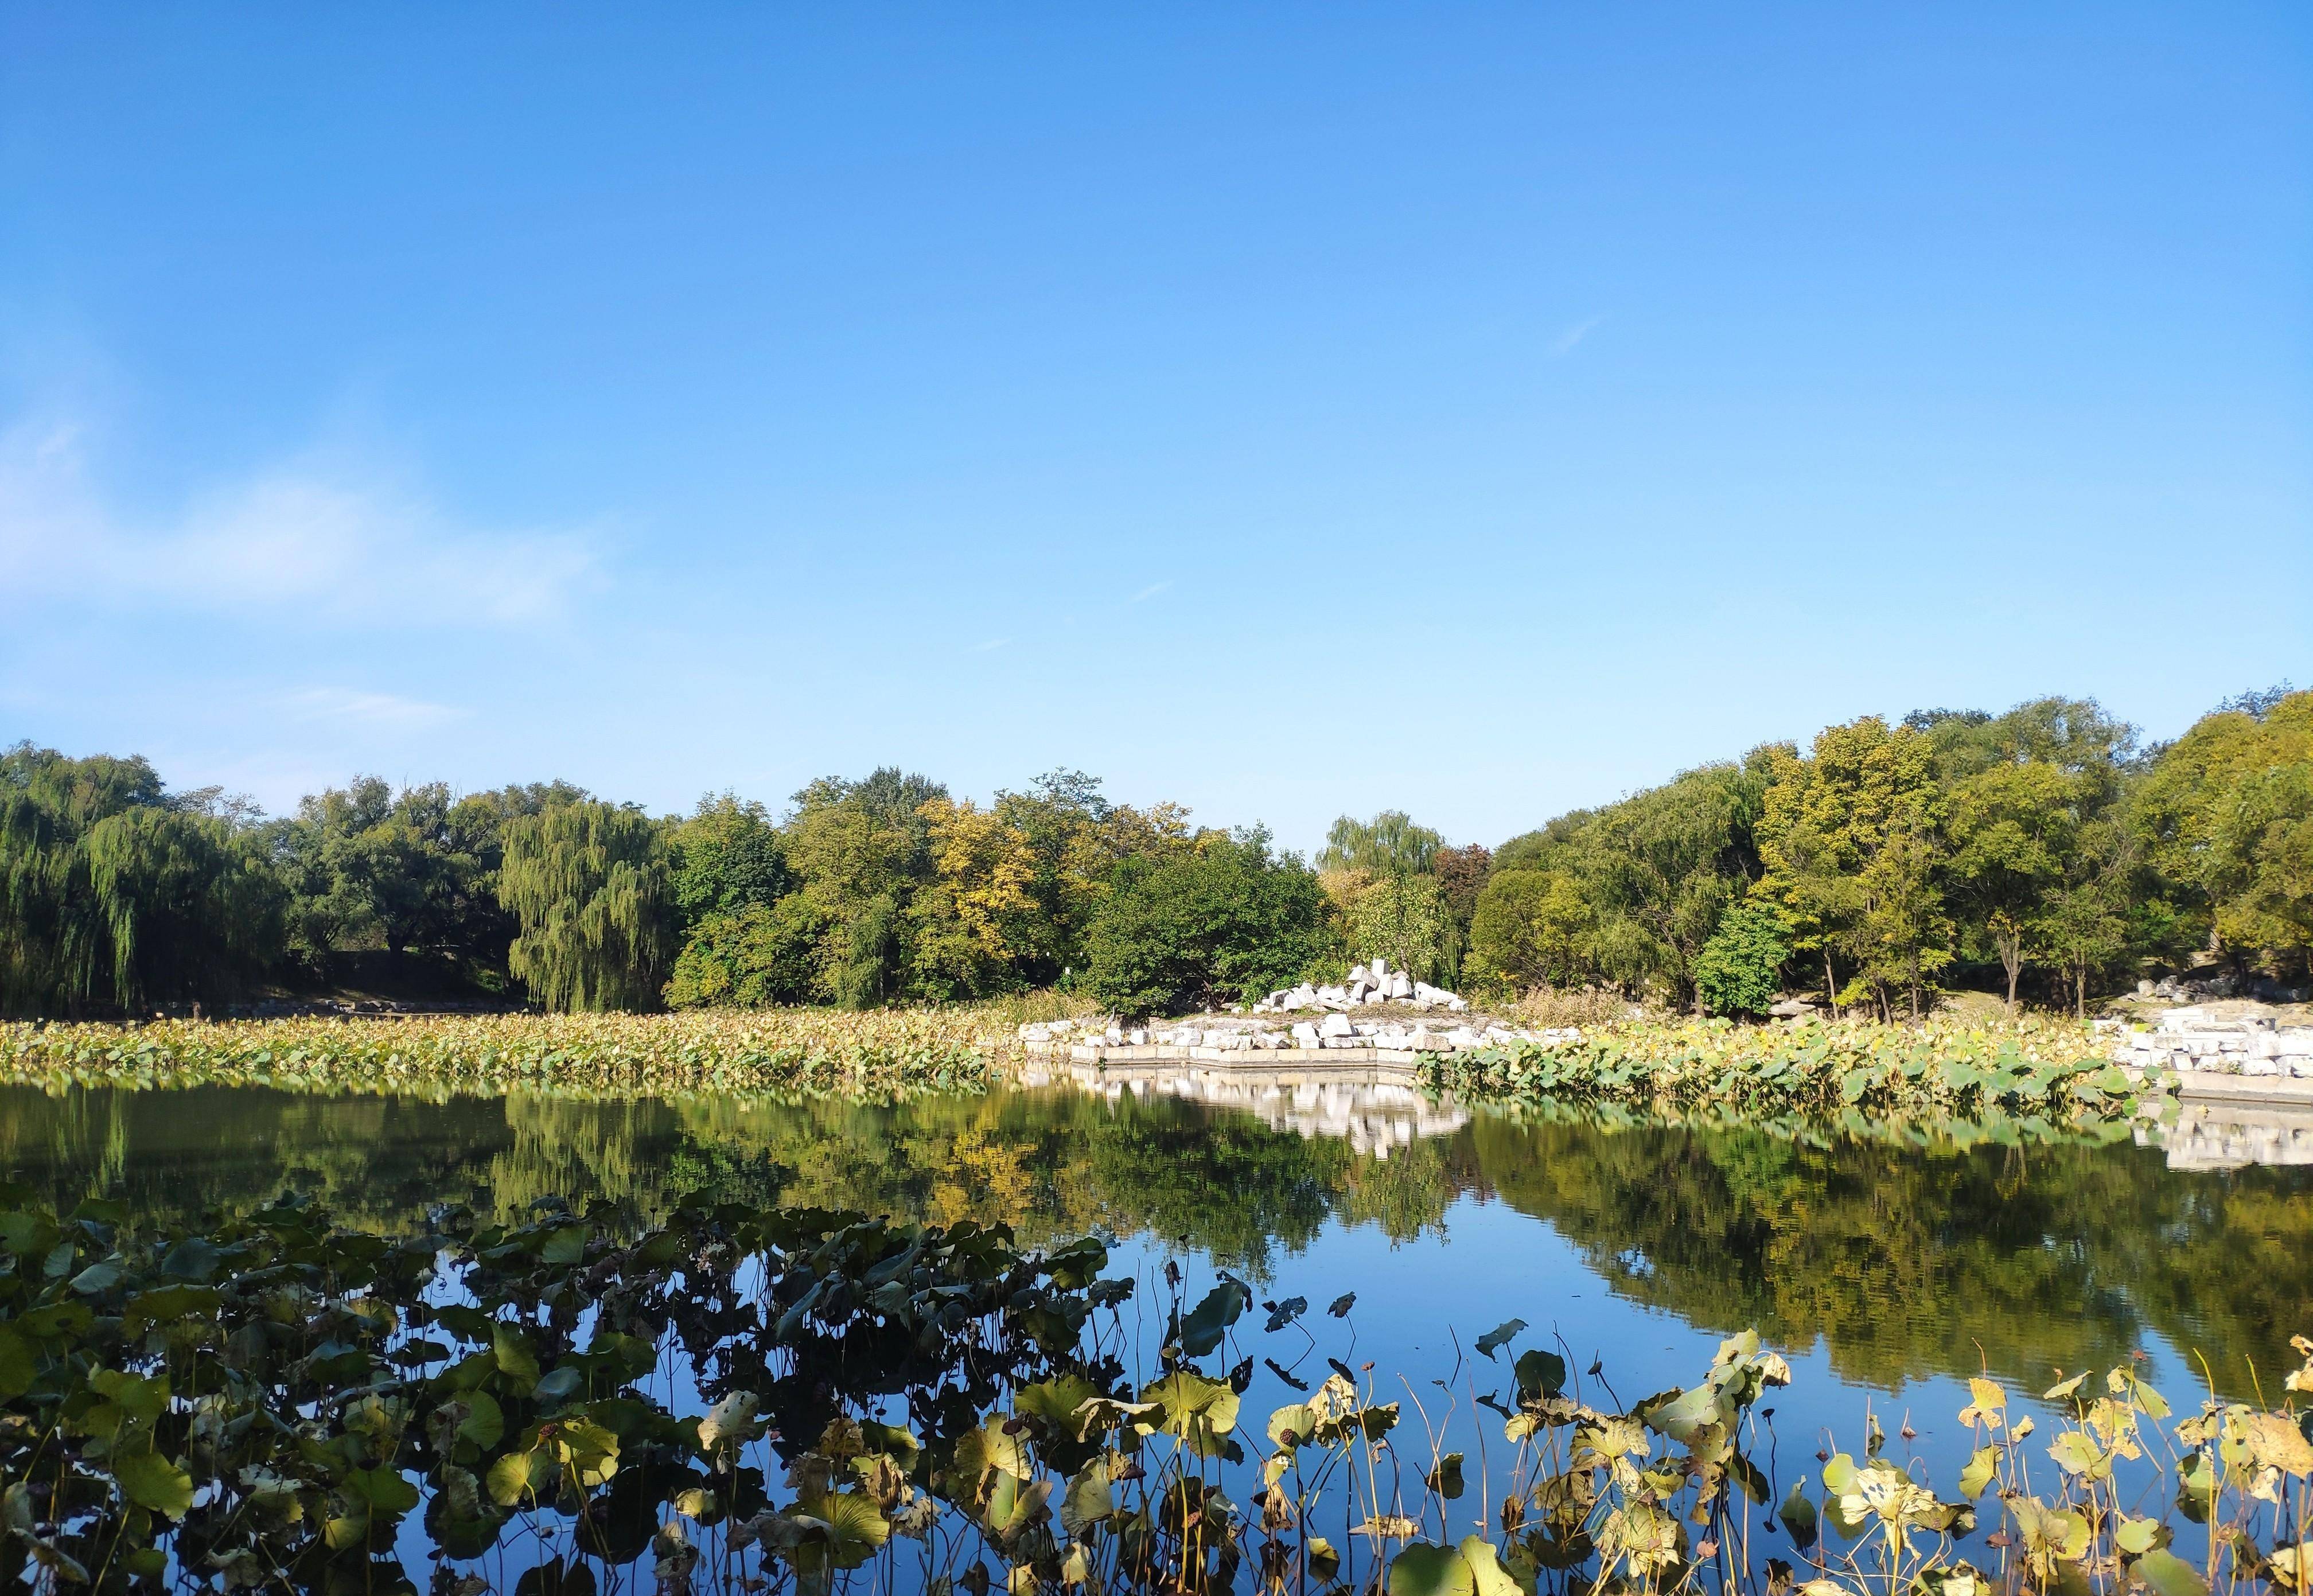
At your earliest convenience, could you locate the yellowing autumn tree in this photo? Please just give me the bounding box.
[910,796,1039,998]
[1757,717,1953,1018]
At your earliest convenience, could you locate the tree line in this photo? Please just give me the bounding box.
[2,685,2304,1019]
[1469,687,2310,1017]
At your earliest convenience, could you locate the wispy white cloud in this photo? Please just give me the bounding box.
[1131,580,1173,604]
[1549,315,1606,357]
[277,687,466,728]
[0,415,601,626]
[972,637,1012,653]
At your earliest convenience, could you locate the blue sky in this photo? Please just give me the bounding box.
[3,6,2307,853]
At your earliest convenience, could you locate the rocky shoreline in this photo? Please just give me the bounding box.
[2102,1005,2313,1080]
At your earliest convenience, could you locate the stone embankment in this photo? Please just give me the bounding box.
[1019,956,1540,1065]
[1018,1012,1568,1065]
[2106,1007,2313,1081]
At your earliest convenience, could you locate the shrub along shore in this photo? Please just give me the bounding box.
[0,1009,1007,1102]
[1421,1014,2164,1123]
[0,1007,2171,1129]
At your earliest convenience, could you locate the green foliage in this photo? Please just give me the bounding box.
[662,897,834,1009]
[1757,717,1952,1018]
[4,1180,2300,1596]
[669,792,790,922]
[1346,869,1454,983]
[1319,809,1442,879]
[1466,870,1594,994]
[1,742,281,1015]
[500,801,680,1012]
[270,776,579,976]
[10,679,2308,1021]
[1484,761,1771,1009]
[1423,1014,2157,1125]
[1081,828,1333,1015]
[1691,899,1789,1017]
[2,1008,1000,1101]
[1321,812,1481,984]
[781,768,947,1007]
[2133,687,2312,977]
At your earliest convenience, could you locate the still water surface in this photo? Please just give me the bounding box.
[5,1072,2307,1437]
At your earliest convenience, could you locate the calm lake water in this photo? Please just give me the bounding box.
[7,1071,2311,1589]
[6,1073,2308,1449]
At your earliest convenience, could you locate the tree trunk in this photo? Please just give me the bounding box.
[2074,964,2086,1019]
[2002,937,2021,1014]
[1823,952,1837,1018]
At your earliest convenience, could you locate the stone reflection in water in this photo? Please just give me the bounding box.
[2146,1097,2313,1170]
[1020,1058,1468,1155]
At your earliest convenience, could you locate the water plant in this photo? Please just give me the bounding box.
[1422,1016,2168,1124]
[0,1010,1027,1103]
[2,1189,2305,1596]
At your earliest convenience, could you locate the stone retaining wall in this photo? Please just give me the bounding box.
[2106,1007,2313,1079]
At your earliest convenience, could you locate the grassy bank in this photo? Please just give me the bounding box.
[0,1007,1041,1102]
[1421,1014,2164,1122]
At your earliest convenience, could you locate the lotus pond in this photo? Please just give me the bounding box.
[2,1075,2309,1595]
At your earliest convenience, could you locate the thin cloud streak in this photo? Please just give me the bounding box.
[1131,581,1173,603]
[277,687,466,728]
[0,415,601,628]
[1549,315,1606,357]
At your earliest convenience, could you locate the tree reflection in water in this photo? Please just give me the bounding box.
[2,1078,2304,1395]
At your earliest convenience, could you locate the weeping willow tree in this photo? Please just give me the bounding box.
[498,801,677,1011]
[1,742,282,1016]
[1317,809,1458,982]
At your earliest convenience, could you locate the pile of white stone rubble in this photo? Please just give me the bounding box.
[1251,956,1470,1014]
[2108,1007,2313,1080]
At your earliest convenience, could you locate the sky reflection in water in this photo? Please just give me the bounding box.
[2,1071,2307,1502]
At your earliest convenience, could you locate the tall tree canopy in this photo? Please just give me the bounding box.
[498,800,679,1013]
[2133,687,2313,979]
[1,743,279,1015]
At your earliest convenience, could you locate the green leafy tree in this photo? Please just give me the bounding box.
[781,768,946,1007]
[1,743,281,1014]
[1692,898,1790,1017]
[670,793,790,922]
[1488,761,1770,1009]
[1758,718,1952,1018]
[1466,869,1595,994]
[2133,687,2313,980]
[270,777,579,980]
[1944,761,2079,1011]
[1081,828,1333,1015]
[662,897,834,1009]
[497,801,678,1011]
[2039,821,2138,1017]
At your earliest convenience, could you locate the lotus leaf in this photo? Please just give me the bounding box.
[1390,1535,1523,1596]
[1474,1319,1526,1360]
